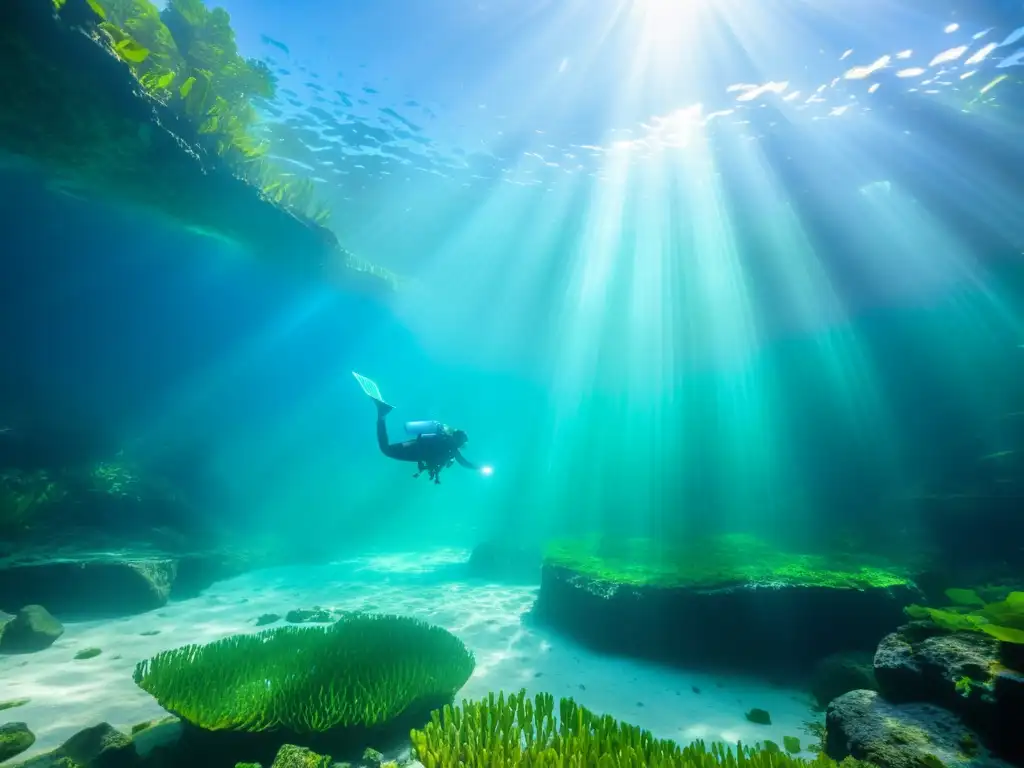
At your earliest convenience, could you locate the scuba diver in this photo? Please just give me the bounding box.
[353,372,490,484]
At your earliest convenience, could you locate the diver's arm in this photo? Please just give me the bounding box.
[454,450,478,470]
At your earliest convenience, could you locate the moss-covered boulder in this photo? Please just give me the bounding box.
[0,722,36,764]
[530,535,924,675]
[1,0,393,296]
[132,613,475,767]
[825,690,1000,768]
[270,744,332,768]
[873,621,1024,764]
[10,722,141,767]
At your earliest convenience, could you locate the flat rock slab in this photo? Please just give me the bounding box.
[1,0,392,297]
[826,689,1010,768]
[0,548,250,619]
[532,562,922,674]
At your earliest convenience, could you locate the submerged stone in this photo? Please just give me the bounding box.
[0,604,64,654]
[825,689,1008,768]
[531,535,923,675]
[0,722,36,764]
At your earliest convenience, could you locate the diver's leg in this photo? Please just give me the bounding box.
[376,405,404,459]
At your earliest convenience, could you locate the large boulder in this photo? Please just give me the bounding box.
[825,690,1007,768]
[873,624,1024,764]
[531,536,924,675]
[0,604,64,653]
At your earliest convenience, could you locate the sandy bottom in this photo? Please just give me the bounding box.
[0,548,823,763]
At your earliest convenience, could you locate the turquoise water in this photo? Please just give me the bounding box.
[2,1,1024,765]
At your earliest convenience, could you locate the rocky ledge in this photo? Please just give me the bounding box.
[1,0,394,296]
[0,544,254,620]
[530,535,924,675]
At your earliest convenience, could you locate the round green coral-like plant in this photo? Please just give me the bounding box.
[133,613,475,734]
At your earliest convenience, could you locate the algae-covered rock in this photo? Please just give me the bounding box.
[873,625,1024,764]
[255,613,281,627]
[531,535,924,674]
[825,690,1004,768]
[60,722,139,768]
[271,745,332,768]
[0,722,36,763]
[74,647,102,660]
[0,698,30,712]
[0,604,64,653]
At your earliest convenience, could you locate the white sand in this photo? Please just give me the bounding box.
[0,548,823,763]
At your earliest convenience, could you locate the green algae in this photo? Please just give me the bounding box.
[544,534,913,591]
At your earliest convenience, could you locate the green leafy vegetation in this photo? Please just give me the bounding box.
[411,689,862,768]
[133,614,475,733]
[0,468,66,538]
[59,0,333,226]
[905,588,1024,644]
[545,534,913,590]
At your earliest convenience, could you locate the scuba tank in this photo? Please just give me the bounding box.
[404,420,449,437]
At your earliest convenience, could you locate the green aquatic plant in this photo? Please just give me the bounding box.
[544,535,912,591]
[784,736,802,754]
[905,588,1024,644]
[0,468,67,536]
[54,0,332,225]
[133,613,475,733]
[411,689,842,768]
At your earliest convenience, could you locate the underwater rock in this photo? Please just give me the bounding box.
[811,651,879,709]
[531,538,924,675]
[271,744,333,767]
[825,689,1006,768]
[0,699,30,712]
[129,716,182,759]
[744,708,772,725]
[255,613,281,627]
[0,722,36,764]
[0,549,251,618]
[874,625,1024,764]
[1,0,393,297]
[466,540,542,582]
[74,647,102,660]
[60,723,139,768]
[0,604,64,653]
[285,608,334,624]
[10,722,140,767]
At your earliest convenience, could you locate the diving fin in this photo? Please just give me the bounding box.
[353,371,393,413]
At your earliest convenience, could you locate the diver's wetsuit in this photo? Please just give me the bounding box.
[375,405,477,483]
